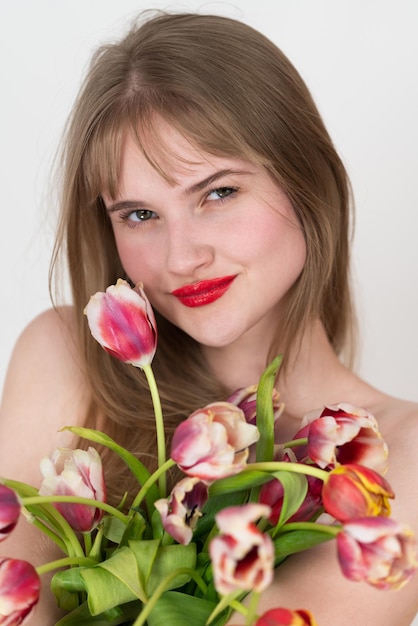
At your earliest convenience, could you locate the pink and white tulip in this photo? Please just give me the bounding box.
[0,486,20,542]
[171,402,259,482]
[39,447,106,532]
[84,279,157,368]
[301,403,388,473]
[227,384,284,426]
[337,516,418,590]
[209,503,274,595]
[154,477,208,545]
[0,558,40,625]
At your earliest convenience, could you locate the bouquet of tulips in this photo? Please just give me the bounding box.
[1,279,418,626]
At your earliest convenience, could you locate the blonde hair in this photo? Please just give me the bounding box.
[50,11,355,504]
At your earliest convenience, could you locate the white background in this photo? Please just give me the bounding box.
[1,0,417,407]
[0,2,417,623]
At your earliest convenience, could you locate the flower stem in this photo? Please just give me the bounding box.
[21,495,130,525]
[281,437,308,448]
[278,520,341,537]
[245,461,329,482]
[131,459,176,510]
[143,364,166,497]
[36,556,98,576]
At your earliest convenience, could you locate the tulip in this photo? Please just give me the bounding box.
[0,486,20,542]
[39,447,106,532]
[0,558,40,625]
[227,384,284,426]
[171,402,259,482]
[154,477,208,545]
[322,464,394,522]
[337,516,418,590]
[302,403,388,474]
[255,607,318,626]
[209,503,274,595]
[259,472,323,525]
[84,279,157,368]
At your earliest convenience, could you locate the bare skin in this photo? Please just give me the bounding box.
[1,308,417,625]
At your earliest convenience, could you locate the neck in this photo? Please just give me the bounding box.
[203,319,381,441]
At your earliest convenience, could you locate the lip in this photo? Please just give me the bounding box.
[171,275,237,307]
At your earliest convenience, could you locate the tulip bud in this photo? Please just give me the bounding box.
[39,447,106,532]
[0,558,40,625]
[227,384,284,426]
[154,477,208,545]
[337,516,418,590]
[171,402,259,482]
[0,486,20,542]
[84,279,157,368]
[209,503,274,595]
[255,607,318,626]
[322,464,394,522]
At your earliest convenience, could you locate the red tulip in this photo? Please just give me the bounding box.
[0,558,40,625]
[259,472,323,526]
[0,486,20,542]
[322,464,394,522]
[154,477,208,545]
[84,279,157,368]
[255,607,318,626]
[39,447,106,532]
[337,516,418,590]
[209,504,274,595]
[171,402,259,481]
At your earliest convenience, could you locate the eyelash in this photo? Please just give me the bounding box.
[116,186,239,229]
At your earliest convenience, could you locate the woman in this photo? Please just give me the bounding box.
[1,11,417,625]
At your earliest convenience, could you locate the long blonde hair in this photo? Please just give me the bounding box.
[50,11,355,504]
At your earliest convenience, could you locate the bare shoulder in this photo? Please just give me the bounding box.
[0,306,91,482]
[372,394,418,530]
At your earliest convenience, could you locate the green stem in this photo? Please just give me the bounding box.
[281,437,308,448]
[132,567,208,626]
[21,495,129,525]
[278,520,341,537]
[131,459,176,510]
[143,364,166,497]
[36,556,98,576]
[245,461,329,482]
[24,514,67,553]
[245,591,260,626]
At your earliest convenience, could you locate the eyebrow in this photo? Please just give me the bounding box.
[105,168,253,213]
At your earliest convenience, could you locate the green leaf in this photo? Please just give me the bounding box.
[255,356,283,463]
[208,470,271,496]
[130,541,197,596]
[273,528,334,562]
[146,591,229,626]
[80,547,147,614]
[271,470,308,527]
[194,491,248,539]
[102,515,131,544]
[55,600,142,625]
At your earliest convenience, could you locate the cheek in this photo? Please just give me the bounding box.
[112,233,157,286]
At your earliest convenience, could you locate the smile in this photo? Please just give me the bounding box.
[171,275,237,308]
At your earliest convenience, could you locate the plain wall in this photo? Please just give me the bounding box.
[1,0,417,406]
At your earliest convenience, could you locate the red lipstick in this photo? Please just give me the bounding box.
[172,275,236,307]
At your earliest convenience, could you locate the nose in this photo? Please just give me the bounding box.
[165,218,215,276]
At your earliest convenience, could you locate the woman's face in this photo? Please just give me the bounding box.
[103,122,306,352]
